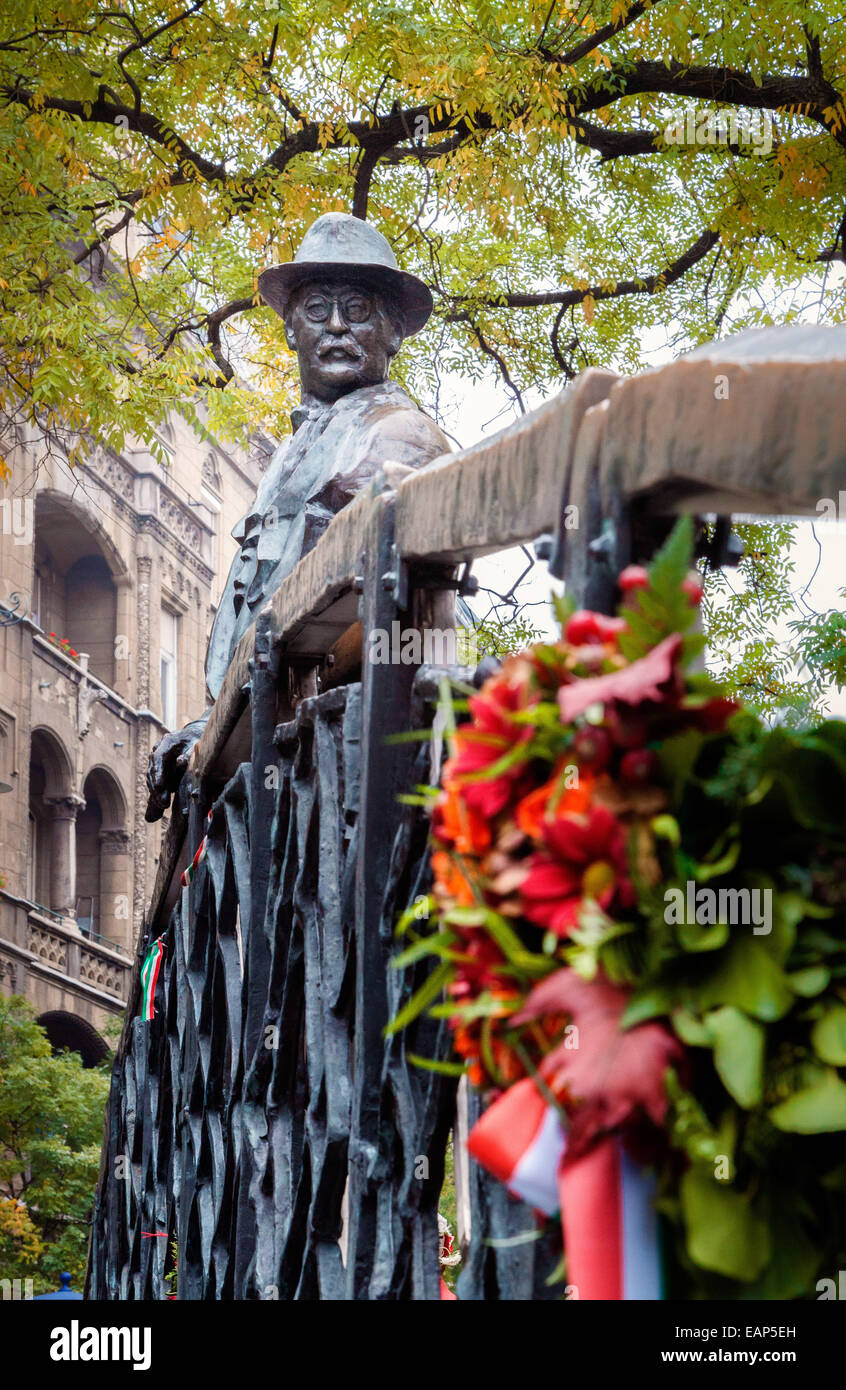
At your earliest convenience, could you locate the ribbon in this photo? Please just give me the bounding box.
[139,937,166,1022]
[467,1079,662,1300]
[180,810,214,887]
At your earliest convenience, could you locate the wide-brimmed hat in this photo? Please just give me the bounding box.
[257,212,433,337]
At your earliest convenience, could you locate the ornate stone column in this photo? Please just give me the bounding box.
[133,553,154,938]
[114,574,134,701]
[45,794,85,919]
[98,828,132,950]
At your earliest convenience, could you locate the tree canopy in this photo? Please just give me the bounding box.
[0,995,111,1292]
[1,0,844,471]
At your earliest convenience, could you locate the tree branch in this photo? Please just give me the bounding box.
[450,310,527,413]
[543,0,658,68]
[445,226,721,311]
[3,84,227,181]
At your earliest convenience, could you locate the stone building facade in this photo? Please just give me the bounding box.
[0,411,271,1061]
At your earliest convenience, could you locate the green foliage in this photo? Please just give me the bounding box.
[618,514,702,665]
[702,522,846,727]
[0,2,844,475]
[627,709,846,1294]
[0,995,111,1293]
[464,613,543,662]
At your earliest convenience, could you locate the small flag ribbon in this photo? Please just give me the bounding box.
[139,937,166,1022]
[180,811,213,887]
[467,1077,662,1300]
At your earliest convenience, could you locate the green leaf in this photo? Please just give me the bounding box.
[384,960,452,1036]
[658,728,705,803]
[698,936,793,1022]
[680,1167,771,1282]
[391,932,458,968]
[769,1069,846,1132]
[677,915,729,952]
[670,1007,712,1046]
[447,906,549,974]
[704,1006,764,1108]
[620,983,676,1027]
[811,1005,846,1065]
[733,1199,821,1300]
[406,1053,467,1076]
[396,897,436,936]
[787,966,830,997]
[693,839,740,882]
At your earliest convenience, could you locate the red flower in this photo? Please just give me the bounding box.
[565,610,627,647]
[446,668,535,818]
[521,804,634,937]
[448,932,507,1000]
[619,748,659,784]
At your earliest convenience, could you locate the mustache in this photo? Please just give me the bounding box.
[317,337,365,361]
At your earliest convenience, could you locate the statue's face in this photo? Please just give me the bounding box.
[285,277,403,402]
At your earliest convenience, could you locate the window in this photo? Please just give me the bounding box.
[160,607,179,730]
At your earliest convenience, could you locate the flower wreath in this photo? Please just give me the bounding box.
[390,518,846,1300]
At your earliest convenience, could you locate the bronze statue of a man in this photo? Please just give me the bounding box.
[146,212,450,820]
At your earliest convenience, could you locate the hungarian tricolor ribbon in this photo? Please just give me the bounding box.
[180,810,213,887]
[139,936,166,1022]
[467,1076,662,1299]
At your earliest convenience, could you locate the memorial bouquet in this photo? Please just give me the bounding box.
[391,518,846,1299]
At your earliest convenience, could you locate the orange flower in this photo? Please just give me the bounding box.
[433,784,492,856]
[432,850,476,907]
[515,768,594,840]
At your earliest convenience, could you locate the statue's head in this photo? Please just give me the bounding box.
[258,213,433,403]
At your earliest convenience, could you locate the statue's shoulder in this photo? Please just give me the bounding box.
[359,389,452,470]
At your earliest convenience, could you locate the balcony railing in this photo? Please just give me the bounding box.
[0,889,131,1002]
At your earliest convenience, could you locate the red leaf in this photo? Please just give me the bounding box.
[513,969,682,1157]
[557,634,682,724]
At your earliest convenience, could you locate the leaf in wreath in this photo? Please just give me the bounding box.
[769,1069,846,1132]
[811,1005,846,1066]
[512,969,683,1153]
[383,959,453,1036]
[617,517,697,662]
[732,1198,822,1300]
[698,936,794,1022]
[703,1006,765,1108]
[680,1167,771,1282]
[620,982,679,1027]
[658,728,706,804]
[557,634,683,724]
[788,965,830,997]
[677,915,730,953]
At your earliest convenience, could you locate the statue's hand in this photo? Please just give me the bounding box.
[145,715,209,822]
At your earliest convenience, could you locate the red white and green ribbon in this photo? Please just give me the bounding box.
[181,810,213,887]
[467,1077,663,1300]
[140,937,166,1022]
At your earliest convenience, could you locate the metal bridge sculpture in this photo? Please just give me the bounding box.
[88,325,846,1299]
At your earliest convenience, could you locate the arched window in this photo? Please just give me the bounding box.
[28,728,75,913]
[34,495,119,685]
[78,767,130,947]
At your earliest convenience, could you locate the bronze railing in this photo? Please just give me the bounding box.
[88,325,846,1299]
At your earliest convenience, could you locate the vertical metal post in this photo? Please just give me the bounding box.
[344,496,419,1297]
